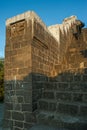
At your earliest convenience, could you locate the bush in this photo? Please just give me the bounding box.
[0,60,4,101]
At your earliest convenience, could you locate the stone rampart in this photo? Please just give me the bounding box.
[4,11,87,130]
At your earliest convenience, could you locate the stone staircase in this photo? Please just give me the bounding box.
[36,74,87,130]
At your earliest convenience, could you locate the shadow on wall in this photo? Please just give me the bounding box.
[3,68,87,130]
[4,32,87,129]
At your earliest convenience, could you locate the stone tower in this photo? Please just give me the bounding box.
[4,11,87,130]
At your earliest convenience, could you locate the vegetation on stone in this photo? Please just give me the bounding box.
[0,59,4,101]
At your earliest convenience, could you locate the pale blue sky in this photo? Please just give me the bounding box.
[0,0,87,57]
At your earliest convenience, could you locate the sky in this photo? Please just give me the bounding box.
[0,0,87,57]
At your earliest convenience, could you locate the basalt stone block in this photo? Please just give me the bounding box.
[25,112,36,123]
[42,91,55,99]
[66,75,73,82]
[5,83,13,90]
[24,122,33,129]
[57,103,78,115]
[14,121,24,128]
[13,103,21,111]
[83,94,87,103]
[79,83,87,91]
[39,100,48,111]
[82,75,87,82]
[4,110,12,119]
[5,103,13,110]
[3,119,13,129]
[74,75,82,82]
[29,124,69,130]
[80,106,87,116]
[22,103,32,112]
[12,111,24,121]
[44,82,57,90]
[24,95,32,103]
[32,103,38,111]
[56,92,72,102]
[48,102,56,111]
[70,83,80,91]
[72,93,83,102]
[57,83,70,91]
[13,127,23,130]
[16,90,25,96]
[17,96,24,103]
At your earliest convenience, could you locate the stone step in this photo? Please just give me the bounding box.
[42,90,87,103]
[36,111,87,130]
[38,99,87,116]
[43,81,87,92]
[30,124,69,130]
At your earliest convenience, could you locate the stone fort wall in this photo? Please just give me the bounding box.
[4,11,87,130]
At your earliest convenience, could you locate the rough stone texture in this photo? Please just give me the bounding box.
[4,11,87,130]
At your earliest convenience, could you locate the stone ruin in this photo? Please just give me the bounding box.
[4,11,87,130]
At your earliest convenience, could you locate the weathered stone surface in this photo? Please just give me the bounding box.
[4,11,87,130]
[57,103,79,116]
[12,111,24,121]
[14,121,24,128]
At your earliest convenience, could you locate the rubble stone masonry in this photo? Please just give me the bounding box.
[4,11,87,130]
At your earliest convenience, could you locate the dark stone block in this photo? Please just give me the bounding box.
[39,100,48,111]
[5,103,13,110]
[70,83,80,91]
[61,75,73,82]
[10,90,15,96]
[24,122,33,129]
[4,110,11,119]
[5,82,14,91]
[23,74,32,82]
[4,93,12,102]
[79,83,87,92]
[32,89,42,102]
[14,121,23,128]
[3,119,13,129]
[83,94,87,102]
[17,96,24,103]
[57,103,78,115]
[22,103,32,112]
[25,112,36,123]
[73,93,83,102]
[32,103,37,111]
[82,75,87,82]
[23,82,32,89]
[13,127,22,130]
[44,82,57,90]
[57,83,69,91]
[84,68,87,74]
[13,103,21,111]
[74,75,81,82]
[80,106,87,116]
[32,74,48,82]
[16,90,24,96]
[24,95,32,103]
[48,102,56,111]
[29,124,69,130]
[56,92,72,102]
[42,91,55,99]
[12,111,24,121]
[66,75,73,82]
[32,82,43,89]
